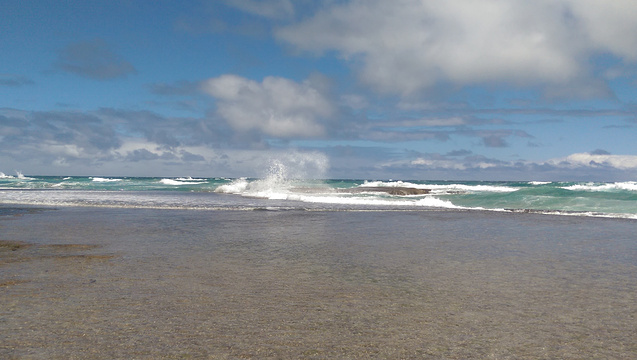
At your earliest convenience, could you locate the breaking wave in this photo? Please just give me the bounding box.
[1,166,636,219]
[91,177,122,182]
[561,181,637,192]
[160,178,207,186]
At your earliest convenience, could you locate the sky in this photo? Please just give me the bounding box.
[1,0,637,181]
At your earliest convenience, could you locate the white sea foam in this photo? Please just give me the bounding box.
[360,180,517,193]
[91,177,122,182]
[15,171,32,180]
[175,177,206,181]
[562,182,637,192]
[615,182,637,191]
[160,178,206,185]
[432,184,517,193]
[361,180,417,188]
[214,159,519,208]
[290,193,460,208]
[529,181,551,185]
[0,171,34,180]
[215,153,328,199]
[215,177,459,208]
[214,178,250,194]
[218,178,292,199]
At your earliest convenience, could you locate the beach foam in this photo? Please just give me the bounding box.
[529,181,551,185]
[290,193,460,208]
[360,180,518,194]
[160,178,207,185]
[562,181,637,192]
[91,177,122,182]
[214,178,250,194]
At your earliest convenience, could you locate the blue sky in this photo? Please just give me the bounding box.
[1,0,636,180]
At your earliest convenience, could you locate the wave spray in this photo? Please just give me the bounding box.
[214,151,329,198]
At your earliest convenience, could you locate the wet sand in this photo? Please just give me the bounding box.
[1,206,636,359]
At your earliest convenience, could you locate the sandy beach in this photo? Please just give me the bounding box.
[1,206,636,359]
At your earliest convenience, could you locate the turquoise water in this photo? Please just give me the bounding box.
[1,173,636,219]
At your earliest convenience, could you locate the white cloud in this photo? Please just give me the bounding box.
[202,74,334,138]
[340,94,368,110]
[410,158,472,170]
[276,0,637,95]
[567,0,637,61]
[547,153,637,170]
[376,151,637,181]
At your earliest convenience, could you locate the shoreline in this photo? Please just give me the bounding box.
[2,200,637,221]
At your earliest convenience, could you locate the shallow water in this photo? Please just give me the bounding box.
[1,206,636,358]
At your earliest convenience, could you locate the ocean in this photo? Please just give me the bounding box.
[2,168,636,357]
[1,170,636,219]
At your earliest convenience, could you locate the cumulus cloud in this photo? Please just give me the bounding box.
[354,118,530,146]
[0,107,333,176]
[55,39,136,80]
[180,150,206,162]
[276,0,637,95]
[202,74,334,138]
[547,153,637,170]
[377,152,511,176]
[340,94,369,110]
[568,0,637,61]
[375,150,637,181]
[410,158,474,171]
[0,110,121,157]
[125,148,162,162]
[97,108,228,148]
[0,108,223,170]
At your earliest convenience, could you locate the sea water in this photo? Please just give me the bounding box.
[1,168,636,219]
[1,205,636,358]
[2,158,636,357]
